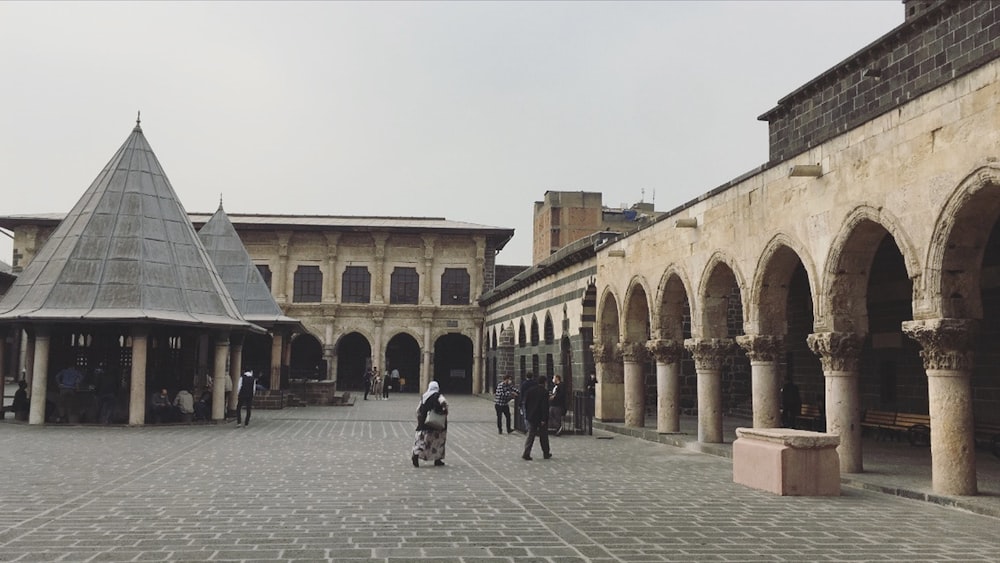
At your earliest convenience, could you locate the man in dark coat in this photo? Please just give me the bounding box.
[521,374,551,461]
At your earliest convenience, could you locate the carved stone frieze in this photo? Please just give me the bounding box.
[735,334,784,363]
[618,341,648,363]
[591,342,622,365]
[806,332,863,373]
[683,338,735,371]
[902,318,978,371]
[646,339,683,364]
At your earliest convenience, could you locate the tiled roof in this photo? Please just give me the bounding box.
[0,121,258,330]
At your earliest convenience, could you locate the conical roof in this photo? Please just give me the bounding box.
[0,119,258,330]
[198,203,300,327]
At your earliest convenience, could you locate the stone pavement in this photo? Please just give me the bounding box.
[0,394,998,562]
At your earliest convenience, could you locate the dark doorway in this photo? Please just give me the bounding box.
[385,332,421,393]
[433,333,473,394]
[336,332,372,391]
[290,333,324,380]
[243,333,272,386]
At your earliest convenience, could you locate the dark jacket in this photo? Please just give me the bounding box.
[550,382,566,409]
[523,383,549,425]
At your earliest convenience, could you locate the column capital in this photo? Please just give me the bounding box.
[735,334,784,363]
[645,339,683,364]
[683,338,735,371]
[618,341,648,363]
[806,332,863,372]
[591,342,621,365]
[902,318,978,371]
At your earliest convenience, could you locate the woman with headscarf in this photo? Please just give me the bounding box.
[412,381,448,467]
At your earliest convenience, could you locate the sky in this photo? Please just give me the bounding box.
[0,1,904,267]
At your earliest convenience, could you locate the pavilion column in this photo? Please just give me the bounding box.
[270,332,283,390]
[228,334,244,414]
[28,328,49,425]
[23,328,34,389]
[591,342,623,422]
[212,332,230,421]
[807,331,864,473]
[684,338,735,443]
[621,342,647,428]
[472,322,483,394]
[902,318,978,496]
[128,329,149,426]
[421,316,433,391]
[736,334,784,429]
[646,339,683,434]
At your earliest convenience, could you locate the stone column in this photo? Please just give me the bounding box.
[472,323,483,394]
[228,334,244,414]
[807,331,864,473]
[274,231,291,303]
[211,332,230,421]
[422,316,433,391]
[372,233,388,304]
[28,328,49,425]
[323,323,335,384]
[902,318,978,496]
[270,332,283,390]
[473,237,486,300]
[684,338,735,443]
[621,342,648,427]
[736,334,784,429]
[23,328,34,389]
[646,339,683,434]
[323,232,340,303]
[128,329,149,426]
[372,312,384,372]
[592,342,624,421]
[421,235,435,305]
[498,326,515,379]
[0,329,6,382]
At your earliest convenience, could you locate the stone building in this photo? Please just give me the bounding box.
[482,0,1000,497]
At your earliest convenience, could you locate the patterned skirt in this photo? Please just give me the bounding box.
[412,429,447,461]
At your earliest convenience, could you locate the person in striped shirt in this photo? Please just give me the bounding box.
[494,374,518,435]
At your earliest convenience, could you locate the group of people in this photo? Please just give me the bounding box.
[149,370,259,426]
[492,372,575,461]
[363,367,403,400]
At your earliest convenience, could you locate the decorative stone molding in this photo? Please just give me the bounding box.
[806,332,863,372]
[902,318,978,371]
[683,338,735,371]
[735,334,784,363]
[618,341,648,363]
[591,342,621,365]
[646,339,683,364]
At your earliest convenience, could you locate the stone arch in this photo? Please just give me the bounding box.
[597,287,621,345]
[822,205,922,333]
[623,277,652,343]
[927,165,1000,319]
[750,233,820,336]
[543,312,555,345]
[695,252,747,339]
[290,331,325,380]
[655,266,694,341]
[530,315,540,346]
[334,331,372,390]
[518,319,527,348]
[433,333,473,394]
[385,331,421,392]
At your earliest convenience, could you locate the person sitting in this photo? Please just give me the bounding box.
[12,380,30,421]
[150,388,174,423]
[174,388,195,422]
[194,388,212,421]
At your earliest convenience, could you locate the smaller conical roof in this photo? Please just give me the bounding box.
[198,203,300,327]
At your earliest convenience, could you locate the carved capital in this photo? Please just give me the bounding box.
[683,338,735,371]
[806,332,864,373]
[735,334,784,363]
[591,342,621,365]
[618,341,648,363]
[902,318,978,372]
[646,339,683,364]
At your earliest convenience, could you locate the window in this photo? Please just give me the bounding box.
[342,266,371,303]
[441,268,470,305]
[293,265,322,303]
[256,264,272,290]
[390,267,419,304]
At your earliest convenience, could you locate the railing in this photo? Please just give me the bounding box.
[573,391,594,436]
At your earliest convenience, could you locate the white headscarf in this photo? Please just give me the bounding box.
[421,381,440,404]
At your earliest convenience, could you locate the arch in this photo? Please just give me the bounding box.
[928,165,1000,318]
[597,287,622,345]
[822,205,922,333]
[750,233,820,336]
[290,331,324,380]
[655,266,694,341]
[543,312,555,345]
[623,277,652,343]
[518,319,527,348]
[530,315,540,346]
[696,252,747,339]
[385,332,421,393]
[335,332,372,390]
[433,333,474,394]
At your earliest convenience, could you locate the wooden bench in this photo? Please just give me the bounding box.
[892,412,931,446]
[861,409,897,441]
[797,404,824,431]
[974,421,1000,458]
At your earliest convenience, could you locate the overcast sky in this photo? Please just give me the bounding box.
[0,1,903,267]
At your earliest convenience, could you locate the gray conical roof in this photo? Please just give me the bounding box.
[198,204,299,327]
[0,120,258,330]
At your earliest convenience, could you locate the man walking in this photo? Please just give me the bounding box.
[549,374,567,436]
[236,370,256,427]
[522,374,551,460]
[494,374,517,434]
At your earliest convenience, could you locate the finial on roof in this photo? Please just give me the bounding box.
[218,194,224,211]
[133,110,143,133]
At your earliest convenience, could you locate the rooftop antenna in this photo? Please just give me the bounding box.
[219,193,224,210]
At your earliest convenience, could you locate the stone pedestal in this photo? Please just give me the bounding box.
[733,427,841,496]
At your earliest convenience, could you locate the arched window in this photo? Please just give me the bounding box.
[390,267,419,304]
[530,316,539,346]
[441,268,470,305]
[544,314,554,345]
[293,265,322,303]
[342,266,371,303]
[518,320,527,348]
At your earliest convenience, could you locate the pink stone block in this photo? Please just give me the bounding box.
[733,428,841,496]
